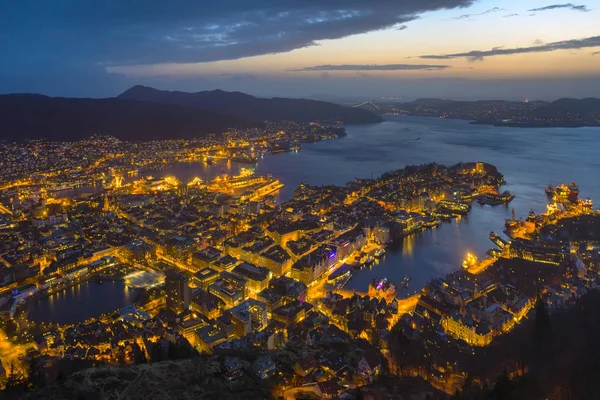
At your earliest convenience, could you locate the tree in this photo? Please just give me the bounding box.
[533,298,550,348]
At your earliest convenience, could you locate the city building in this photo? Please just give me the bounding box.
[165,269,190,313]
[232,262,271,296]
[291,245,337,286]
[192,267,219,290]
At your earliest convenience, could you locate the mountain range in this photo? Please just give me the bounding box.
[0,88,382,142]
[118,85,383,125]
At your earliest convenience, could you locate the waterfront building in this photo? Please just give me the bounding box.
[63,264,89,281]
[291,245,337,286]
[508,238,565,265]
[330,227,366,260]
[165,269,190,313]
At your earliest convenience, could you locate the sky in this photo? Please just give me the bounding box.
[1,0,599,100]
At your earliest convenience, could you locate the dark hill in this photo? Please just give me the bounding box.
[0,94,254,141]
[118,85,384,124]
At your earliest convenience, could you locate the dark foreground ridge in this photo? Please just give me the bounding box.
[118,85,384,125]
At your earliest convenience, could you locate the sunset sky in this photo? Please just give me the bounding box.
[2,0,599,99]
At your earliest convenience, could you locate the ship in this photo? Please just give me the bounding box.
[269,140,292,154]
[231,154,257,164]
[578,197,593,209]
[438,200,471,214]
[374,248,386,258]
[327,264,353,284]
[51,184,74,192]
[567,182,579,200]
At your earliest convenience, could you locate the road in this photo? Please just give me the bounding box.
[0,328,35,374]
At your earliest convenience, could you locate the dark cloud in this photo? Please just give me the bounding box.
[528,3,590,12]
[291,64,451,72]
[452,7,503,20]
[420,35,600,60]
[1,0,474,70]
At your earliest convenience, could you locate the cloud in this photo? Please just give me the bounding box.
[503,13,519,17]
[528,3,590,12]
[291,64,452,72]
[2,0,475,74]
[452,7,503,20]
[420,35,600,60]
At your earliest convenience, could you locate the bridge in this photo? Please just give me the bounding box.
[352,101,381,111]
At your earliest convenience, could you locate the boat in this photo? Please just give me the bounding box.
[204,156,214,165]
[374,248,386,258]
[400,275,411,289]
[438,200,471,214]
[51,184,73,192]
[327,264,353,283]
[230,154,257,164]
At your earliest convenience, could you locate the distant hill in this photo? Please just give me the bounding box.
[118,85,384,124]
[0,94,255,141]
[388,97,600,127]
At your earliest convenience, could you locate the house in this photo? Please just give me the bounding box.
[315,379,344,399]
[293,354,317,377]
[357,351,382,382]
[252,356,277,379]
[222,358,245,382]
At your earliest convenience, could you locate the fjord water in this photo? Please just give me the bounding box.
[35,116,600,323]
[28,281,137,324]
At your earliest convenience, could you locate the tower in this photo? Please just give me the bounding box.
[103,192,110,212]
[165,269,190,313]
